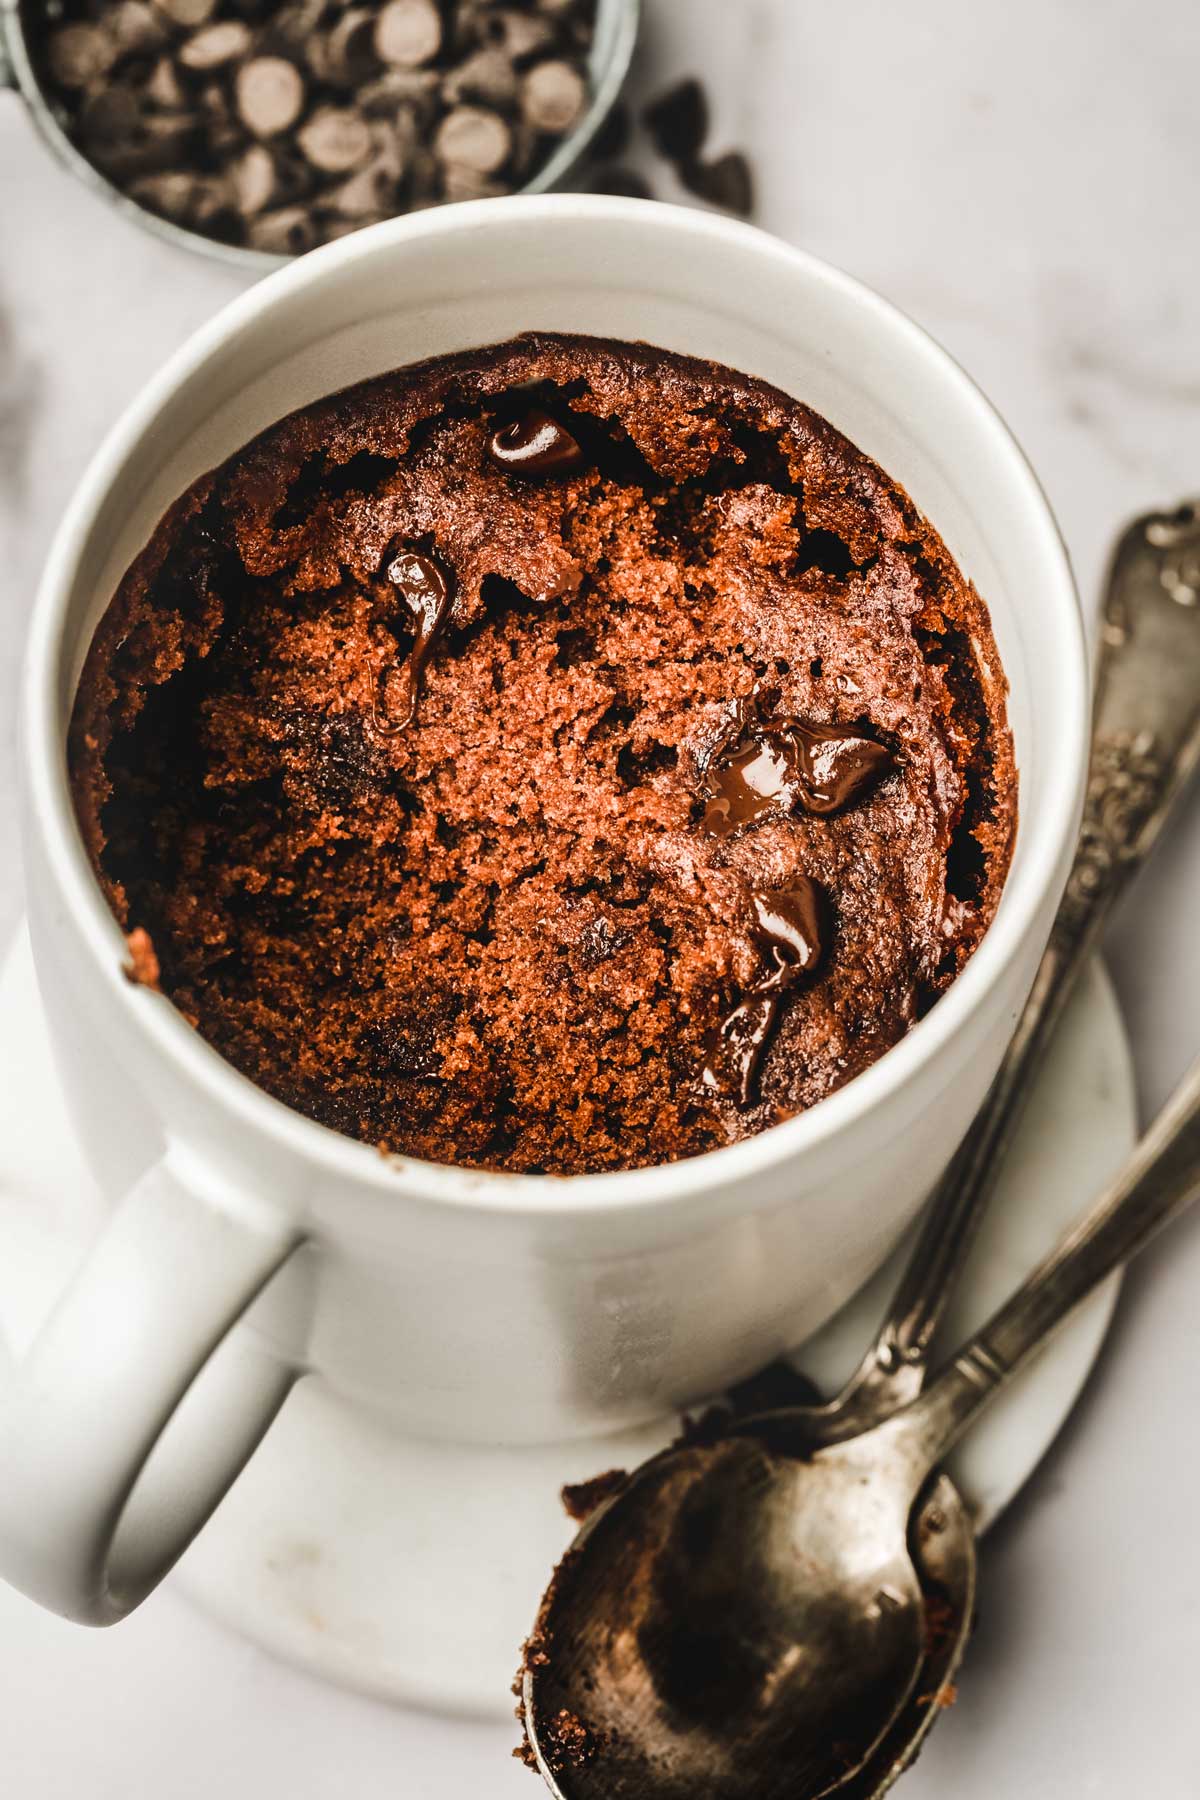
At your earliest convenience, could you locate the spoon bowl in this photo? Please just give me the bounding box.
[831,1474,975,1800]
[523,1411,952,1800]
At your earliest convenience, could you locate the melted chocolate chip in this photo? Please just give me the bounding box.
[488,409,585,477]
[750,880,826,977]
[373,547,454,732]
[702,709,892,836]
[702,875,829,1106]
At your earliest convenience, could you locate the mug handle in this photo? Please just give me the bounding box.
[0,1147,301,1625]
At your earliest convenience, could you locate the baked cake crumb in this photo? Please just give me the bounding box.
[70,333,1016,1175]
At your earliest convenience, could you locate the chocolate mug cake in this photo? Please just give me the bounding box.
[69,333,1016,1175]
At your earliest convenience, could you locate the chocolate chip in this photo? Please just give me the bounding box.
[329,153,398,215]
[77,85,142,148]
[373,0,442,70]
[144,54,187,108]
[46,22,118,88]
[488,409,585,477]
[91,113,204,180]
[440,165,505,202]
[236,54,306,137]
[441,45,518,109]
[481,6,557,62]
[434,103,512,175]
[520,57,586,134]
[178,19,252,67]
[643,78,708,164]
[682,150,755,218]
[373,546,455,731]
[587,164,653,200]
[246,201,317,253]
[750,878,827,978]
[127,168,202,219]
[297,104,372,171]
[150,0,217,24]
[701,708,892,835]
[358,65,440,118]
[589,98,631,162]
[702,876,830,1107]
[231,141,278,213]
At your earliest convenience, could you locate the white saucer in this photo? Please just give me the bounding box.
[0,923,1135,1719]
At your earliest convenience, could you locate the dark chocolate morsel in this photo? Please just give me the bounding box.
[793,722,893,816]
[488,409,585,476]
[682,150,755,218]
[701,988,781,1111]
[750,877,827,980]
[701,709,892,835]
[373,546,454,730]
[643,78,708,164]
[702,875,829,1107]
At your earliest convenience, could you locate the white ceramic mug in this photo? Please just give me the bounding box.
[4,196,1087,1629]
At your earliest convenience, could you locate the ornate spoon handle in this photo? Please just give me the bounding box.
[898,1042,1200,1475]
[830,498,1200,1430]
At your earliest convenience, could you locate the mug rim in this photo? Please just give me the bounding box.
[21,195,1088,1220]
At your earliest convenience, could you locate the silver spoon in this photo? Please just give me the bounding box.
[521,497,1200,1799]
[798,494,1200,1795]
[525,1046,1200,1799]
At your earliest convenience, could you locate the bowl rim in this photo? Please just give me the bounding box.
[0,0,642,272]
[21,195,1089,1221]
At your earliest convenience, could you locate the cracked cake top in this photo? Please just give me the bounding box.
[69,332,1016,1175]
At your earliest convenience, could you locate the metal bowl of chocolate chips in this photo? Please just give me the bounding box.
[0,0,638,266]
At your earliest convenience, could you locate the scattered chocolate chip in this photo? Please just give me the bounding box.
[682,150,755,218]
[702,876,830,1107]
[374,546,455,730]
[488,408,585,476]
[643,77,708,164]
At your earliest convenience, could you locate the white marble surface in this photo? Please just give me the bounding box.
[2,0,1200,1794]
